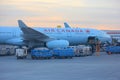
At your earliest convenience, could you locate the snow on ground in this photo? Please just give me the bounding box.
[0,52,120,80]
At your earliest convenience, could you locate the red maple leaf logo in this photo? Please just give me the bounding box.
[86,29,90,33]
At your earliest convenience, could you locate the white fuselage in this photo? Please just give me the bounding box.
[0,27,111,46]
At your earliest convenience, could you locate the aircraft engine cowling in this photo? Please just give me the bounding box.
[46,40,69,49]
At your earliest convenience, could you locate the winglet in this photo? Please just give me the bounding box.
[18,20,28,28]
[64,22,71,28]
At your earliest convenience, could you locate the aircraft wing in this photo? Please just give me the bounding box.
[18,20,49,42]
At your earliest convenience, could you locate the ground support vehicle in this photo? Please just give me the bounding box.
[106,46,120,54]
[16,48,27,59]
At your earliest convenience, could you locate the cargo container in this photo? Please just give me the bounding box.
[31,48,74,59]
[53,48,74,59]
[0,45,17,56]
[31,49,52,59]
[74,45,92,57]
[0,48,6,56]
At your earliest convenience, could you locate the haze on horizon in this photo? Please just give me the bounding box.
[0,0,120,30]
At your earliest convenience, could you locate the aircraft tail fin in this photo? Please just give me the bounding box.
[18,20,28,28]
[64,22,71,28]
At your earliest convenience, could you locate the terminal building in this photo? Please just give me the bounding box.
[103,30,120,42]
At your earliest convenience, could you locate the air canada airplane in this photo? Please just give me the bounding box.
[0,20,111,48]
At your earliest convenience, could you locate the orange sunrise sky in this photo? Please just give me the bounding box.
[0,0,120,30]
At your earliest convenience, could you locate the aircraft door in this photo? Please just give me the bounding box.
[88,36,96,44]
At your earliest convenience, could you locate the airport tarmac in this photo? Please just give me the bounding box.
[0,52,120,80]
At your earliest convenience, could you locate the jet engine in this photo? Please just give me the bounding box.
[46,40,69,49]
